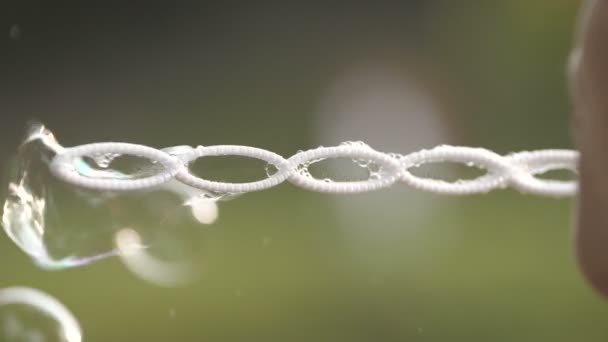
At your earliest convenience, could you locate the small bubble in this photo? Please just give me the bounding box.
[162,145,195,156]
[185,195,218,225]
[264,164,277,177]
[352,158,371,168]
[9,25,20,40]
[340,141,371,149]
[369,172,381,180]
[297,168,312,178]
[91,153,120,168]
[114,228,195,288]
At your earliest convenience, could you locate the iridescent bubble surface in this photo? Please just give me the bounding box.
[1,122,220,275]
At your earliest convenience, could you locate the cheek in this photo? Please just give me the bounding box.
[575,176,608,298]
[569,0,608,298]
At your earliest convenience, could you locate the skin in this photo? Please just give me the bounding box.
[569,0,608,297]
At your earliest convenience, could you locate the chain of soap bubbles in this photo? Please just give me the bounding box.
[49,141,578,198]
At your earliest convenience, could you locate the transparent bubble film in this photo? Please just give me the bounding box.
[0,287,81,342]
[2,122,220,271]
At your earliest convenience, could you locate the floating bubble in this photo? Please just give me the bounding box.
[0,287,81,342]
[90,152,120,169]
[9,24,21,40]
[114,228,195,287]
[185,197,218,225]
[1,122,221,271]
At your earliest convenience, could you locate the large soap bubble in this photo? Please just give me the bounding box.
[0,287,81,342]
[1,123,219,284]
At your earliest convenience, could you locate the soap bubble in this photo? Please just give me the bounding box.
[0,287,81,342]
[1,122,221,272]
[114,228,195,287]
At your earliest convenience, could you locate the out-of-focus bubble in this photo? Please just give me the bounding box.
[9,24,21,40]
[1,122,221,271]
[315,64,454,268]
[185,197,218,225]
[114,228,195,287]
[0,287,81,342]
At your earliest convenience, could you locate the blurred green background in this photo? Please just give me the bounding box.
[3,1,608,341]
